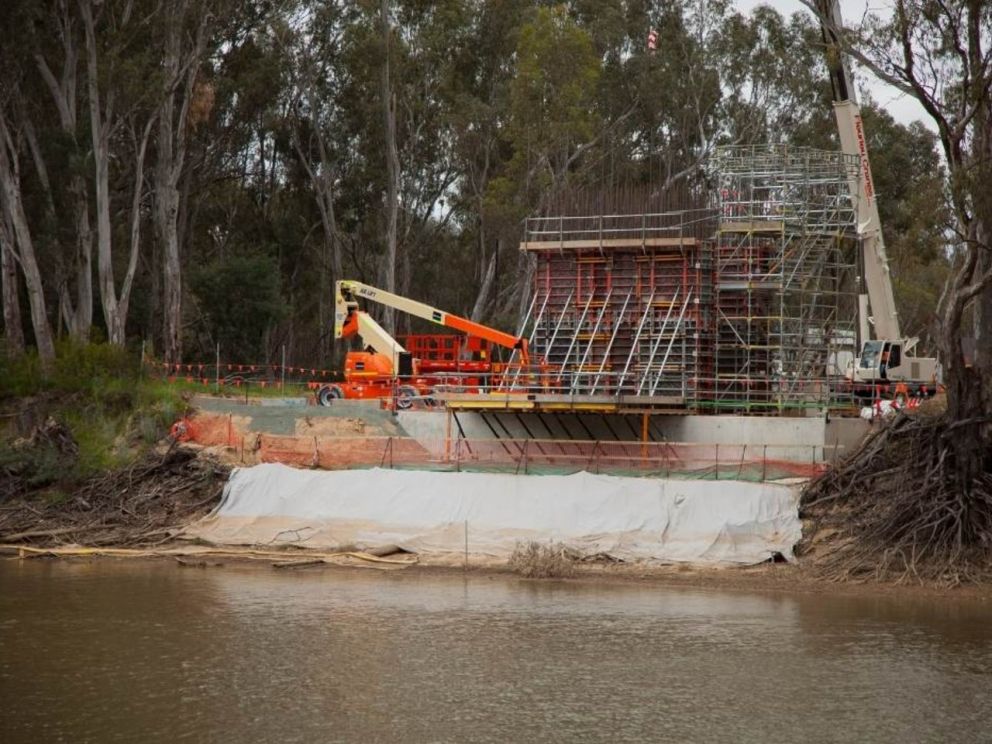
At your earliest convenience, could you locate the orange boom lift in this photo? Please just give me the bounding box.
[316,280,529,407]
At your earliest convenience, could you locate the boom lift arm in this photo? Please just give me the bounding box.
[334,280,530,367]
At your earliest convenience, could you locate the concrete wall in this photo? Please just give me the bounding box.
[397,410,869,463]
[190,395,869,464]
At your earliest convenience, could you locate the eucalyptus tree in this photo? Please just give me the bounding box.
[448,0,528,321]
[279,0,354,355]
[76,0,162,348]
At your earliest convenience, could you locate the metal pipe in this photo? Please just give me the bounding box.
[571,289,613,394]
[650,289,693,396]
[556,293,594,384]
[616,292,655,394]
[636,287,680,395]
[591,289,632,394]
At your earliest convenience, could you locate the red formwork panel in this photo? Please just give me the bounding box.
[528,241,714,407]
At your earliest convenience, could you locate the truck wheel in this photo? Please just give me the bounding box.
[317,384,344,406]
[395,385,418,410]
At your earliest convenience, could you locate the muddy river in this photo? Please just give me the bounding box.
[1,561,991,742]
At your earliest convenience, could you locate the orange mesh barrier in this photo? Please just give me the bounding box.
[175,411,830,481]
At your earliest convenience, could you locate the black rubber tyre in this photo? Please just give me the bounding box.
[395,385,418,410]
[317,384,344,406]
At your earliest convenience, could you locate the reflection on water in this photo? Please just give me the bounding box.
[1,561,991,743]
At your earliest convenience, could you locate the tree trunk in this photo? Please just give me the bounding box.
[79,0,127,345]
[380,0,400,334]
[0,113,56,366]
[154,0,208,364]
[69,175,94,340]
[290,110,343,361]
[470,252,497,323]
[0,210,25,356]
[35,1,93,343]
[156,8,183,363]
[971,103,992,431]
[1,202,55,365]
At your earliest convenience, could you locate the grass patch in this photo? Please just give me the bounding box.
[1,343,194,487]
[1,340,308,494]
[509,541,576,579]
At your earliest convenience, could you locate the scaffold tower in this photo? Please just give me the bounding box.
[708,144,860,412]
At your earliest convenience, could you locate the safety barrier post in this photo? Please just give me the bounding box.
[714,444,719,480]
[445,408,452,463]
[455,436,462,472]
[640,413,649,466]
[762,445,767,482]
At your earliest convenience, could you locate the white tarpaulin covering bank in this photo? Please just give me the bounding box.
[187,464,801,565]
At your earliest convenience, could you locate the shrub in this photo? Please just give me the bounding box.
[509,541,576,579]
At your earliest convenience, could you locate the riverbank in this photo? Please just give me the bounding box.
[2,358,988,597]
[1,441,989,597]
[5,540,992,602]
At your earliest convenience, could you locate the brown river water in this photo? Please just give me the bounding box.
[1,560,991,743]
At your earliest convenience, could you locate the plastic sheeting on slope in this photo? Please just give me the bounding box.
[185,464,802,565]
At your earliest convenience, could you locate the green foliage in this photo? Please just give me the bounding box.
[0,0,957,369]
[0,343,188,485]
[0,341,138,399]
[0,440,64,490]
[189,251,286,361]
[487,5,601,216]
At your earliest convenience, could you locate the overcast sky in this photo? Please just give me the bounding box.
[735,0,933,128]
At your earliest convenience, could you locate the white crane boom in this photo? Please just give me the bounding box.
[812,0,937,392]
[817,0,903,345]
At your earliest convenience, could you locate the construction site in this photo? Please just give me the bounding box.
[62,0,936,566]
[170,143,875,487]
[445,143,863,416]
[158,126,914,565]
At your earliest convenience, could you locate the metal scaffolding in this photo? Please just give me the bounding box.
[708,144,860,411]
[513,145,861,415]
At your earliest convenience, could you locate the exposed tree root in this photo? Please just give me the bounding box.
[799,410,992,587]
[0,448,229,548]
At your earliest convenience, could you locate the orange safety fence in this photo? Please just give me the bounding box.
[175,412,832,482]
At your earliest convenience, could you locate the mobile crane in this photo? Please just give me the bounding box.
[817,0,938,397]
[317,279,530,407]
